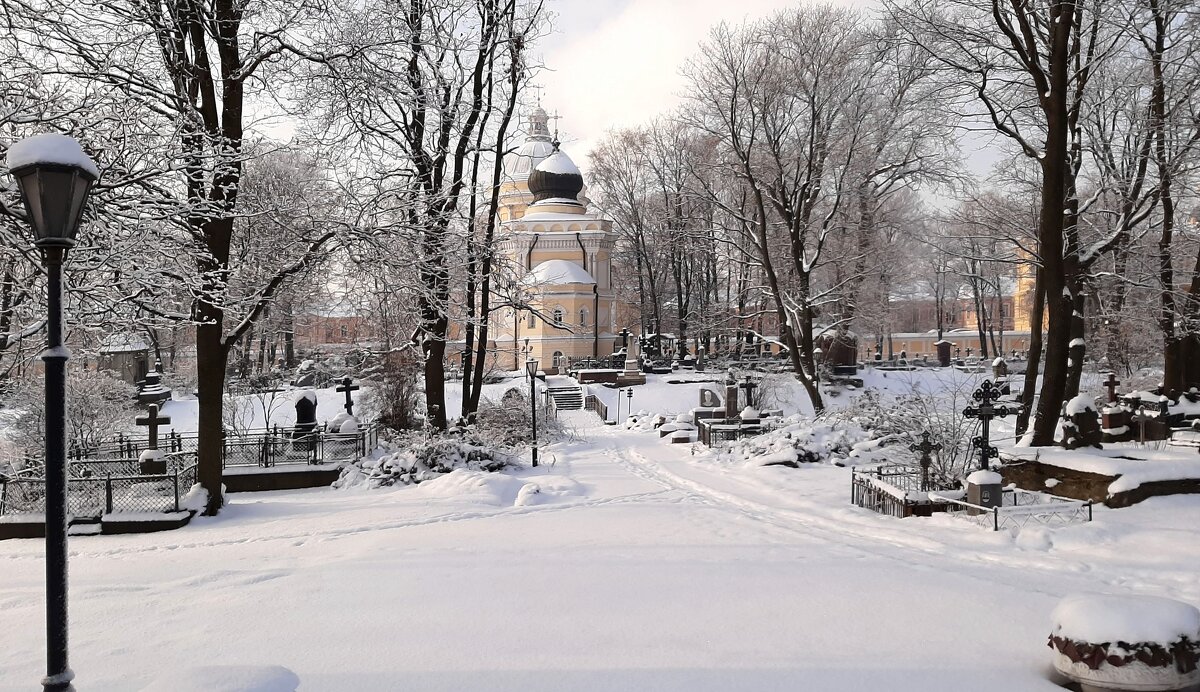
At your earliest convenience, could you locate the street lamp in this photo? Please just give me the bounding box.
[526,357,539,467]
[625,387,634,420]
[7,133,99,692]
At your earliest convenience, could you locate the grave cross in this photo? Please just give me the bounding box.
[135,403,171,450]
[738,376,759,409]
[336,376,359,415]
[909,431,943,491]
[1102,372,1122,403]
[962,379,1014,471]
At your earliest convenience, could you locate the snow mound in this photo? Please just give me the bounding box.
[1064,394,1097,416]
[703,415,869,468]
[138,665,299,692]
[6,133,100,177]
[966,470,1003,485]
[1052,594,1200,645]
[415,469,582,507]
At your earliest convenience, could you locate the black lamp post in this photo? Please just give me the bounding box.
[625,387,633,420]
[8,133,98,692]
[526,357,539,467]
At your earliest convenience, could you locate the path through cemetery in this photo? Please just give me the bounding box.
[2,412,1198,691]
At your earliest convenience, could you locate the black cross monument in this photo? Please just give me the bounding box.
[963,379,1014,471]
[909,431,943,492]
[135,403,171,451]
[336,377,359,416]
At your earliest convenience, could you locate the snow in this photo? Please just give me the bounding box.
[966,469,1003,485]
[5,133,100,177]
[1051,594,1200,644]
[1002,447,1200,494]
[4,371,1200,692]
[525,259,595,285]
[40,345,70,359]
[102,511,191,522]
[1069,338,1085,348]
[138,449,165,462]
[535,150,581,176]
[992,356,1005,366]
[1064,394,1097,415]
[137,665,300,692]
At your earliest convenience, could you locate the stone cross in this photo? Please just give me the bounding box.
[962,379,1014,471]
[738,377,759,409]
[909,431,943,492]
[1103,372,1121,404]
[135,403,171,450]
[336,376,359,415]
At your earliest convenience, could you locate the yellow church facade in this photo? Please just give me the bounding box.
[490,108,618,372]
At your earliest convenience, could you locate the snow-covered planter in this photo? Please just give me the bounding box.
[1049,594,1200,692]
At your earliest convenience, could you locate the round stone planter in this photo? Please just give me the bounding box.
[1051,651,1199,691]
[1049,594,1200,692]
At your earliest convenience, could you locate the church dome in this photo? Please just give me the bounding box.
[504,107,555,180]
[528,150,584,203]
[525,259,594,286]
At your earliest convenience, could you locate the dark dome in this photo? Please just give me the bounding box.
[528,150,584,203]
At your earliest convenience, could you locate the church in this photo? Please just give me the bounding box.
[490,107,618,372]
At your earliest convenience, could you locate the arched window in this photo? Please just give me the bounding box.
[553,351,565,368]
[340,325,349,338]
[553,307,564,324]
[528,312,536,328]
[579,307,588,326]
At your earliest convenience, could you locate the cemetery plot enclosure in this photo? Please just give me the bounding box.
[1,461,197,519]
[930,489,1093,532]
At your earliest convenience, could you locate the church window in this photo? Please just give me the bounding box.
[553,307,564,324]
[579,308,588,326]
[528,312,536,328]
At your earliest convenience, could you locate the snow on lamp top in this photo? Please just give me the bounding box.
[6,133,99,178]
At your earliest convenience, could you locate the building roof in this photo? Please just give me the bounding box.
[99,333,149,354]
[525,259,595,286]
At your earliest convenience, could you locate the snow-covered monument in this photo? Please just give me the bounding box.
[492,107,617,372]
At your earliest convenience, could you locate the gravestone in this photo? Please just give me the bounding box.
[135,403,171,474]
[336,377,359,416]
[963,380,1014,470]
[724,383,740,420]
[966,469,1003,516]
[909,431,942,492]
[699,388,721,409]
[935,340,952,367]
[1062,395,1102,449]
[137,361,172,405]
[294,391,318,437]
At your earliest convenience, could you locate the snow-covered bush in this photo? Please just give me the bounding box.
[2,368,137,464]
[362,351,423,430]
[706,416,869,467]
[467,388,562,445]
[335,432,518,489]
[828,384,976,480]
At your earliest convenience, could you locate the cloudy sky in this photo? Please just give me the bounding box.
[537,0,869,162]
[535,0,1001,182]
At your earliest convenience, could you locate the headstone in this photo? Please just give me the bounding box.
[294,390,318,436]
[696,347,705,372]
[135,403,171,474]
[738,377,759,410]
[699,387,721,409]
[136,361,172,405]
[936,340,951,367]
[1062,395,1102,449]
[992,357,1008,379]
[725,383,739,420]
[966,469,1003,516]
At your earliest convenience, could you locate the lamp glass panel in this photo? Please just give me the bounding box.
[37,169,78,240]
[64,173,91,239]
[526,359,537,378]
[16,170,45,239]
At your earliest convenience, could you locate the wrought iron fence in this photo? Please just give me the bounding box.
[0,464,198,518]
[850,464,963,518]
[930,488,1093,532]
[585,395,610,423]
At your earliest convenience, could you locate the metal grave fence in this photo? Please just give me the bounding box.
[929,488,1093,532]
[1,463,198,518]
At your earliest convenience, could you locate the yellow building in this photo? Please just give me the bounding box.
[491,107,618,372]
[1011,251,1042,333]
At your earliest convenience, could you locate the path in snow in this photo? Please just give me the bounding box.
[3,415,1194,691]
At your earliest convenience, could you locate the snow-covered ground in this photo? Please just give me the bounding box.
[3,408,1198,691]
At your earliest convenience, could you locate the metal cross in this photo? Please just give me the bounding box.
[1102,372,1121,403]
[135,403,171,450]
[909,431,943,491]
[962,379,1013,470]
[336,376,360,416]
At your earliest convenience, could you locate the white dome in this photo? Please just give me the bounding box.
[535,150,580,176]
[505,139,556,179]
[525,259,594,286]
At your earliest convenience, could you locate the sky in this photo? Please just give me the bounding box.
[537,0,869,164]
[535,0,1002,183]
